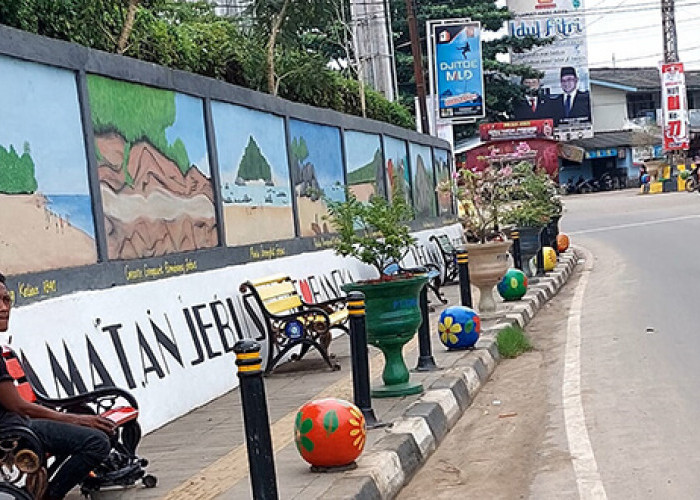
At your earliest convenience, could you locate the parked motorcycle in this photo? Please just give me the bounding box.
[685,166,699,192]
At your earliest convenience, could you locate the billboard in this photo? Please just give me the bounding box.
[479,119,554,141]
[660,62,690,151]
[507,0,593,141]
[427,20,485,123]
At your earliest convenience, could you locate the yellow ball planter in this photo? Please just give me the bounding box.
[543,246,557,271]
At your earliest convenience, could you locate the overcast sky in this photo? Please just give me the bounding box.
[583,0,700,70]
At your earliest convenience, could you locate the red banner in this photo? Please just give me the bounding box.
[479,119,555,142]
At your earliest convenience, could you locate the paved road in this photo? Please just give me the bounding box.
[402,189,700,499]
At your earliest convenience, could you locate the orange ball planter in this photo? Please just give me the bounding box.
[557,233,570,253]
[294,398,366,469]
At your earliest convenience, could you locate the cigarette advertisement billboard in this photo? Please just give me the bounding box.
[660,62,690,151]
[428,20,485,123]
[507,0,593,141]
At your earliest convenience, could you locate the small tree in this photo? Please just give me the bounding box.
[325,190,415,279]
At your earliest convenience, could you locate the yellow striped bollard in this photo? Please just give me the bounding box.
[347,292,380,428]
[457,249,473,307]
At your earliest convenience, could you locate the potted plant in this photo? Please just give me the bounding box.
[325,190,426,398]
[438,164,513,313]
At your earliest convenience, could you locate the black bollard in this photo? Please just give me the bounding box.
[347,292,381,429]
[536,228,546,276]
[414,284,439,372]
[457,249,473,307]
[234,340,278,500]
[511,230,523,271]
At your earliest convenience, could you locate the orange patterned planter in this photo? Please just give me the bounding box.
[294,398,366,469]
[557,233,570,253]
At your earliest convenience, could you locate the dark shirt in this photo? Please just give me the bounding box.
[0,356,30,427]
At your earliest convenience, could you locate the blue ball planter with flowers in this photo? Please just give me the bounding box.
[438,306,480,350]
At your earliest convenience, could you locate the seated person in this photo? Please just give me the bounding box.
[0,273,115,500]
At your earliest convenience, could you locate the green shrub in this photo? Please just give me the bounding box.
[496,325,532,358]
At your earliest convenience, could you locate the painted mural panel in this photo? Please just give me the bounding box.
[87,75,217,260]
[434,148,453,216]
[0,55,97,275]
[288,119,345,236]
[211,102,294,245]
[382,136,411,202]
[410,143,437,218]
[344,130,385,202]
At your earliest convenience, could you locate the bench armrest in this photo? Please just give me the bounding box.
[37,386,139,413]
[304,296,347,309]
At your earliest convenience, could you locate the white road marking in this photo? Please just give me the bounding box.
[563,260,608,500]
[569,214,700,235]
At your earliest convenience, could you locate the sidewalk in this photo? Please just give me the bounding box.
[86,252,579,500]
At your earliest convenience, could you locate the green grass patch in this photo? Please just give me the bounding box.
[496,325,532,358]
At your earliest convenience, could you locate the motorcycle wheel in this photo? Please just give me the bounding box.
[686,178,696,192]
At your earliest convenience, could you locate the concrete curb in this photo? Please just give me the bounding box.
[320,250,581,499]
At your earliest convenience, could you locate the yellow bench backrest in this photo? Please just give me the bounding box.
[247,276,303,315]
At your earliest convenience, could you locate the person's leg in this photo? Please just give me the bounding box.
[29,419,110,499]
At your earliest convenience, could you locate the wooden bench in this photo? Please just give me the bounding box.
[240,274,349,374]
[429,233,459,284]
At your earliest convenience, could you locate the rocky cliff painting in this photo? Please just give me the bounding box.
[288,120,345,237]
[87,76,217,260]
[382,136,411,203]
[0,55,97,275]
[344,131,385,202]
[409,143,437,218]
[211,102,294,245]
[434,148,453,216]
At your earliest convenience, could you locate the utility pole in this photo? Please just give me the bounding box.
[404,0,429,134]
[661,0,679,63]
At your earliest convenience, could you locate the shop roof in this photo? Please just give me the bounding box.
[569,130,660,149]
[590,67,700,91]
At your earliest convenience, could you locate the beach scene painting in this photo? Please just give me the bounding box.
[87,75,217,260]
[434,148,453,216]
[288,119,345,236]
[0,55,97,275]
[409,142,437,218]
[344,130,385,202]
[211,102,294,245]
[382,136,411,202]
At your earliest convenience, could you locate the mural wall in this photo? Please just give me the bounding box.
[434,148,452,216]
[410,142,437,218]
[87,75,217,260]
[288,119,345,236]
[383,136,411,202]
[211,103,294,245]
[0,55,97,275]
[344,130,385,202]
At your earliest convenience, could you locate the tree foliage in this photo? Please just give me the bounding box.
[0,143,38,194]
[0,0,414,128]
[238,137,272,182]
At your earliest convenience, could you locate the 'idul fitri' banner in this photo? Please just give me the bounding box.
[507,0,594,141]
[428,20,485,122]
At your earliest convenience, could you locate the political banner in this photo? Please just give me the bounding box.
[507,0,593,141]
[660,62,690,151]
[428,20,485,122]
[479,119,554,141]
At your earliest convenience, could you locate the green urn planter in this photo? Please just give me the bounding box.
[342,274,428,398]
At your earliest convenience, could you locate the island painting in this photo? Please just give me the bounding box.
[211,102,294,245]
[434,148,453,216]
[87,75,217,260]
[344,130,385,202]
[288,119,345,236]
[382,136,411,202]
[409,143,437,218]
[0,55,97,275]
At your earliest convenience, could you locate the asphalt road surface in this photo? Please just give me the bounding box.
[399,190,700,499]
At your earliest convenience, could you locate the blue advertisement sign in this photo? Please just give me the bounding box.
[431,21,485,120]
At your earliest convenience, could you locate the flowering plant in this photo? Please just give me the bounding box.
[504,161,562,227]
[438,165,514,243]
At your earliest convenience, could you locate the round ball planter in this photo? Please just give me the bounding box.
[342,275,427,398]
[295,398,366,470]
[467,240,512,313]
[557,233,570,253]
[438,306,480,350]
[543,246,557,271]
[497,268,528,301]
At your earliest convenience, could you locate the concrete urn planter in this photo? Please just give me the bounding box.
[467,239,512,313]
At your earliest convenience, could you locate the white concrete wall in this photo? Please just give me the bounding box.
[4,223,463,434]
[591,84,629,132]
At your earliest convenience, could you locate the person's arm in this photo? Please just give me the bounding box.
[0,380,115,434]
